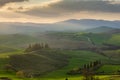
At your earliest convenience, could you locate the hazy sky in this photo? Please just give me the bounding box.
[0,0,120,23]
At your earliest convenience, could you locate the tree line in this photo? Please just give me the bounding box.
[67,60,102,75]
[24,43,50,52]
[67,60,102,80]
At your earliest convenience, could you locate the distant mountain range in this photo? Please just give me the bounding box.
[61,19,120,29]
[0,19,120,34]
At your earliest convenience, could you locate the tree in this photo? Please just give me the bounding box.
[4,64,16,72]
[16,70,25,78]
[24,43,50,52]
[4,64,13,72]
[83,64,87,69]
[24,44,32,52]
[45,43,49,48]
[41,43,44,48]
[65,77,68,80]
[82,69,95,80]
[90,62,93,68]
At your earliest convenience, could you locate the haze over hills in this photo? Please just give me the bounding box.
[0,0,120,79]
[0,19,120,34]
[85,26,116,33]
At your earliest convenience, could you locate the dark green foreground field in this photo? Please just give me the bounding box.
[0,49,120,80]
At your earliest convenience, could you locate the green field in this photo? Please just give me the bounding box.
[107,34,120,45]
[0,32,120,80]
[0,50,119,80]
[0,51,117,80]
[42,50,119,78]
[0,34,42,48]
[97,65,120,74]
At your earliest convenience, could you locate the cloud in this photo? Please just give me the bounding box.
[0,0,120,23]
[18,0,120,17]
[0,0,29,7]
[0,11,55,23]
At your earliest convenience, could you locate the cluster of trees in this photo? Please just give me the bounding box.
[16,70,34,78]
[67,60,102,80]
[83,60,102,70]
[24,43,50,52]
[82,60,102,80]
[67,60,102,75]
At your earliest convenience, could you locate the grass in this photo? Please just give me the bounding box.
[0,33,120,80]
[0,46,23,58]
[8,49,69,77]
[0,34,42,48]
[41,50,114,78]
[0,73,115,80]
[107,34,120,45]
[47,32,111,45]
[0,58,9,69]
[97,65,120,74]
[0,46,18,53]
[103,49,120,64]
[0,51,23,58]
[0,50,120,80]
[80,33,110,44]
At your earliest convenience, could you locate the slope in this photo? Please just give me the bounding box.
[0,34,41,48]
[85,26,115,33]
[9,49,69,77]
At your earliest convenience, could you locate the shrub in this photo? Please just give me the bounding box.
[16,70,25,78]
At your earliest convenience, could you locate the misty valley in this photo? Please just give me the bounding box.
[0,20,120,80]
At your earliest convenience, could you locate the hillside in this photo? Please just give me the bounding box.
[0,46,18,53]
[44,32,111,46]
[0,19,120,34]
[85,26,115,33]
[107,34,120,46]
[0,34,41,48]
[0,31,120,79]
[0,28,120,79]
[9,49,69,77]
[0,0,120,80]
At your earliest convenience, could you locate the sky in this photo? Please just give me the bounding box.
[0,0,120,23]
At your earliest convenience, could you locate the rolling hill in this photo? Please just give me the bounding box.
[0,19,120,34]
[0,31,120,79]
[85,26,116,33]
[0,34,41,48]
[107,34,120,45]
[0,46,18,53]
[9,49,69,77]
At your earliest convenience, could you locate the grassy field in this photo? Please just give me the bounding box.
[0,32,120,80]
[46,32,120,46]
[42,50,119,78]
[0,34,42,48]
[46,32,111,45]
[107,34,120,45]
[97,65,120,74]
[0,50,120,80]
[0,46,23,58]
[0,74,112,80]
